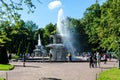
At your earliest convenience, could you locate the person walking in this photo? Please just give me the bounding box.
[96,52,101,67]
[68,53,72,62]
[89,54,94,68]
[23,52,26,67]
[49,53,52,62]
[93,53,97,68]
[103,54,107,64]
[8,53,12,60]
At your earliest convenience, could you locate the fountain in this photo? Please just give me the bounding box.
[46,34,67,61]
[57,8,76,57]
[46,8,76,61]
[56,9,91,61]
[33,34,46,57]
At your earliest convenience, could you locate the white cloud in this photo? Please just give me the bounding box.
[48,0,62,10]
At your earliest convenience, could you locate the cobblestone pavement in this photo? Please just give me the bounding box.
[0,60,117,80]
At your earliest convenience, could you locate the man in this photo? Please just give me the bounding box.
[68,53,72,62]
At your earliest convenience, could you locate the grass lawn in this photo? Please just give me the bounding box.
[97,68,120,80]
[0,78,5,80]
[0,64,14,70]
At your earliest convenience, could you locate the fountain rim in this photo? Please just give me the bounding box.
[46,43,65,48]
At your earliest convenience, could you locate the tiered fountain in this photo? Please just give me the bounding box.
[46,8,76,61]
[33,34,46,57]
[46,34,67,61]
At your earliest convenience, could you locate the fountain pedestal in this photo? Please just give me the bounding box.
[33,45,42,57]
[46,34,67,61]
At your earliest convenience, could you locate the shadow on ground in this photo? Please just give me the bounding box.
[14,65,41,68]
[40,77,62,80]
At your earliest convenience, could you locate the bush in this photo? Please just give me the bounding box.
[11,55,19,59]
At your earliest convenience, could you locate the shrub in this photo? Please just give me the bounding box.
[11,55,19,59]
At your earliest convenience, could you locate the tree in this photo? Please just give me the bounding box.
[83,0,120,55]
[0,46,9,64]
[24,21,38,31]
[43,23,56,45]
[99,0,120,52]
[0,21,11,64]
[24,21,38,53]
[5,20,38,54]
[0,0,41,47]
[0,0,41,64]
[83,2,101,51]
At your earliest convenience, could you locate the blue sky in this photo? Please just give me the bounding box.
[19,0,106,28]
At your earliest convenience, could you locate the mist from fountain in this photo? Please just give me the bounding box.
[57,8,76,57]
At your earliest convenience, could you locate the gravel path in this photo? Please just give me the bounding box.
[0,60,117,80]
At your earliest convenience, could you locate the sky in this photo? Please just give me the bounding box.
[19,0,106,28]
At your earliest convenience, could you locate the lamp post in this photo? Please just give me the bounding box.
[116,39,120,69]
[118,39,120,69]
[23,48,26,67]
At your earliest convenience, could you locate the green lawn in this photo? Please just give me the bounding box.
[0,78,5,80]
[0,64,14,70]
[97,68,120,80]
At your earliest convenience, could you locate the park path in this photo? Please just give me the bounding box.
[0,60,117,80]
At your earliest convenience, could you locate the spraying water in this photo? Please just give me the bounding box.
[57,8,64,36]
[57,8,75,57]
[38,34,42,46]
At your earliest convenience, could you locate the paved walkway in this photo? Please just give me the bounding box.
[0,60,118,80]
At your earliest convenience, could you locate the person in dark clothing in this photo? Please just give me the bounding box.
[49,53,52,62]
[68,53,72,62]
[109,54,112,61]
[23,52,26,67]
[8,54,12,60]
[93,53,97,68]
[69,53,72,62]
[89,54,94,68]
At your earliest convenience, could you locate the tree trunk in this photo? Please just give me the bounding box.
[0,46,9,64]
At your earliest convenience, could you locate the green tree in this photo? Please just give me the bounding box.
[99,0,120,52]
[6,20,38,54]
[24,21,38,53]
[0,21,11,64]
[0,0,41,64]
[0,0,38,22]
[83,2,101,51]
[43,23,56,45]
[83,0,120,55]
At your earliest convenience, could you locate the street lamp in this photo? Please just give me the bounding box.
[116,39,120,69]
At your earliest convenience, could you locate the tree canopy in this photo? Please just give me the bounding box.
[83,0,120,53]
